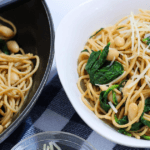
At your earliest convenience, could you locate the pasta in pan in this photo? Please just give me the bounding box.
[77,9,150,139]
[0,17,39,133]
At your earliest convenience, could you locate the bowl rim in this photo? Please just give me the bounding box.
[11,131,96,150]
[55,0,150,148]
[0,0,55,143]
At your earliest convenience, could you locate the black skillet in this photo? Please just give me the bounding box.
[0,0,54,143]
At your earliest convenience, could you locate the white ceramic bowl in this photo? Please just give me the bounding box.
[55,0,150,148]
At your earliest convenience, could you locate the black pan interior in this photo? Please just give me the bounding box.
[0,0,54,143]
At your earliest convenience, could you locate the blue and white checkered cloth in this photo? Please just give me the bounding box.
[0,74,149,150]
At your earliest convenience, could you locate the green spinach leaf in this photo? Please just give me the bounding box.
[85,43,110,84]
[141,135,150,140]
[91,42,110,73]
[90,28,104,38]
[0,39,10,55]
[114,115,128,125]
[103,85,119,98]
[142,36,150,45]
[94,61,124,84]
[81,49,88,52]
[100,91,111,112]
[85,50,101,74]
[85,42,124,85]
[100,84,120,112]
[139,97,150,128]
[99,83,126,112]
[118,128,131,136]
[99,85,119,112]
[144,97,150,113]
[141,113,150,128]
[112,91,118,106]
[85,50,101,84]
[139,98,150,128]
[130,122,143,131]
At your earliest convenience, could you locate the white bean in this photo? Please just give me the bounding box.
[114,36,125,47]
[7,41,19,53]
[106,49,119,61]
[0,26,14,38]
[128,103,138,121]
[10,72,19,85]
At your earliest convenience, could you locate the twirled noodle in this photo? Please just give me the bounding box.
[77,9,150,139]
[0,17,39,133]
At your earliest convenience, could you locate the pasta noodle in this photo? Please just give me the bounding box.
[77,9,150,139]
[0,17,39,133]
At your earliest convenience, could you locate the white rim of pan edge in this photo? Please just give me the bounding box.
[55,0,150,148]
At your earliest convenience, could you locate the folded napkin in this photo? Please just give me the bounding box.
[0,74,148,150]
